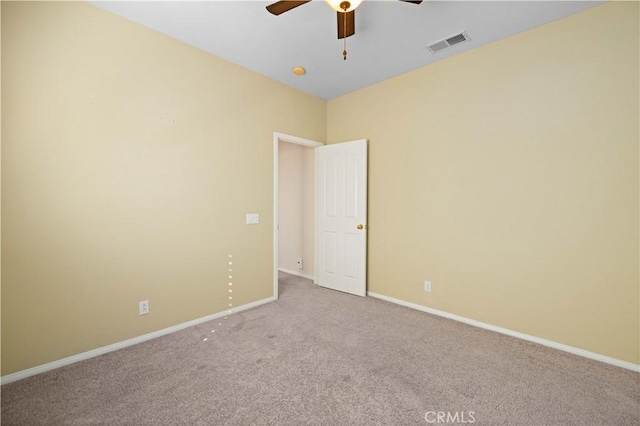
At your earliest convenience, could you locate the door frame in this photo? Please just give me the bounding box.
[273,132,323,299]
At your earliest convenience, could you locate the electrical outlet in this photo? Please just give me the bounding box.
[296,257,303,269]
[424,281,432,292]
[139,300,149,315]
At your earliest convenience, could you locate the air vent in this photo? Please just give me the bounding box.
[427,31,471,54]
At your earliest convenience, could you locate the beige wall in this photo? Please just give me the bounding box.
[2,0,638,377]
[279,142,303,272]
[0,1,3,367]
[278,141,315,276]
[302,147,315,277]
[328,2,639,364]
[1,1,326,375]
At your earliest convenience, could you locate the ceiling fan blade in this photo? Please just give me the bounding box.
[266,1,311,16]
[399,0,423,4]
[337,10,355,39]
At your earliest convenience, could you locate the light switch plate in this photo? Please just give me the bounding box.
[246,213,260,224]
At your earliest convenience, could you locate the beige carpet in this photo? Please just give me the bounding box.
[2,272,638,425]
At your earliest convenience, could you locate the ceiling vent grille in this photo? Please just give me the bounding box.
[427,31,471,54]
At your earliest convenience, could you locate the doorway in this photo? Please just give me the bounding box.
[273,133,323,298]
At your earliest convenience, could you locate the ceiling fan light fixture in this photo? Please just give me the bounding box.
[324,0,363,13]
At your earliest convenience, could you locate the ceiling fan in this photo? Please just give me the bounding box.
[266,0,423,60]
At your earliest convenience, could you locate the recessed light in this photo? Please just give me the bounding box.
[292,66,306,76]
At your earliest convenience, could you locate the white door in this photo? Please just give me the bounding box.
[315,139,367,297]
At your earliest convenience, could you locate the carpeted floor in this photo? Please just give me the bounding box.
[2,272,638,425]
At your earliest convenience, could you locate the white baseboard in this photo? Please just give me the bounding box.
[1,296,276,385]
[278,268,314,281]
[367,291,640,373]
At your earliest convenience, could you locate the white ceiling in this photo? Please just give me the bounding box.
[91,0,602,100]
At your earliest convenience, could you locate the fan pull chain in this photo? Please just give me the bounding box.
[342,7,348,60]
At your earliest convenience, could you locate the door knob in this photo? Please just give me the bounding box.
[357,224,364,230]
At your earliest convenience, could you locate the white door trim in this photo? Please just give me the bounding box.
[273,132,323,299]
